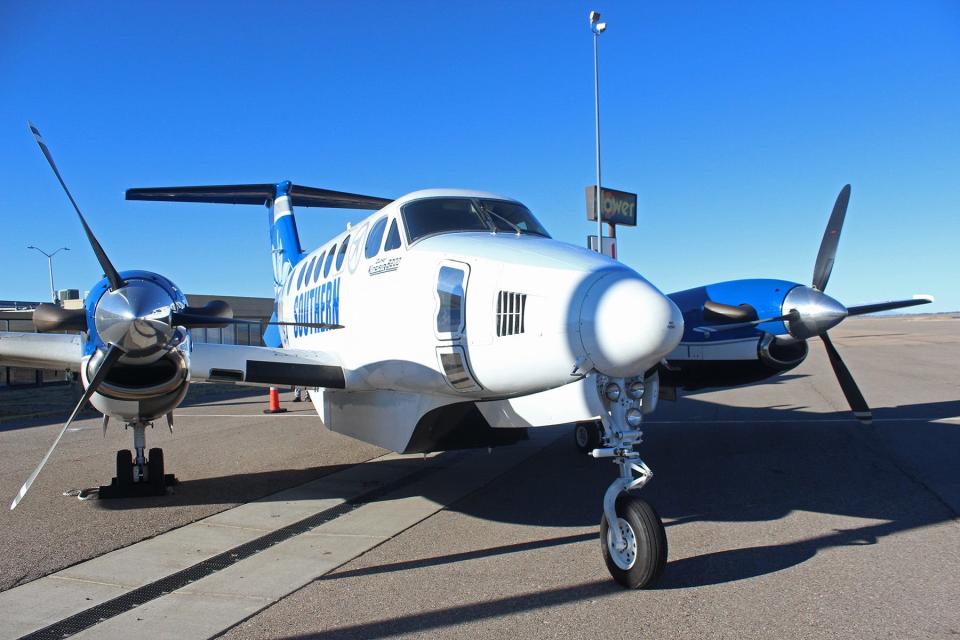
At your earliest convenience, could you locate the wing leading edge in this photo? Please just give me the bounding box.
[0,332,82,370]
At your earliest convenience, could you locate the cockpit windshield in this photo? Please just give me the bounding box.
[401,197,551,244]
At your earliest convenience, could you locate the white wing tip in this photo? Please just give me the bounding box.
[912,294,935,303]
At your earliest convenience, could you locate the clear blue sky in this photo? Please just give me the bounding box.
[1,1,957,312]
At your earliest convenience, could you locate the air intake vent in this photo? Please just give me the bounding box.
[496,291,526,337]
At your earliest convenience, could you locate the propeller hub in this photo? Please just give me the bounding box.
[782,286,848,340]
[94,280,178,358]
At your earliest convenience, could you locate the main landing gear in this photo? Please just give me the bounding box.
[589,374,667,589]
[98,421,177,498]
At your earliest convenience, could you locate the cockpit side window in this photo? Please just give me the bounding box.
[365,217,388,258]
[383,219,401,252]
[479,199,550,238]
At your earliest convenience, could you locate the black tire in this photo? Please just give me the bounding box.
[600,494,668,589]
[573,421,602,453]
[148,448,164,487]
[116,449,133,487]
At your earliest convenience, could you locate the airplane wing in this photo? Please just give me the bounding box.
[0,332,344,389]
[188,343,346,389]
[0,332,82,370]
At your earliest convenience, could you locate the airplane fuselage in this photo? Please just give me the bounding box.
[274,189,683,404]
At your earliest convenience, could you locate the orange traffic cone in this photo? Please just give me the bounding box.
[263,387,287,414]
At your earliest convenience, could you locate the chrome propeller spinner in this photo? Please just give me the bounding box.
[781,286,848,340]
[94,281,179,360]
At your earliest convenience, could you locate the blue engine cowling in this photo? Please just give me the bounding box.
[663,279,809,391]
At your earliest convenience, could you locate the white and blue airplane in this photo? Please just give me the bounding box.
[2,125,931,589]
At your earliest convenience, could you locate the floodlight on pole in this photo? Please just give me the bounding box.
[27,245,70,303]
[590,10,607,253]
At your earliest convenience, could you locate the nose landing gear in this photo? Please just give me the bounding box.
[98,421,176,498]
[590,374,667,588]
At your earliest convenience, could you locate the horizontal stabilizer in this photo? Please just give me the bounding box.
[126,183,393,210]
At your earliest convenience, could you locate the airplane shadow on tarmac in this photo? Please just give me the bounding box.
[94,396,960,591]
[259,397,960,640]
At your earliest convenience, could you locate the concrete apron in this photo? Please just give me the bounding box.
[0,427,565,640]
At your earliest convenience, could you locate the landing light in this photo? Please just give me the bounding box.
[626,408,642,428]
[627,381,645,400]
[604,382,621,401]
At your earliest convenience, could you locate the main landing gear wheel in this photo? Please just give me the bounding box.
[573,421,603,454]
[148,447,164,489]
[115,449,133,488]
[99,422,176,498]
[600,494,667,589]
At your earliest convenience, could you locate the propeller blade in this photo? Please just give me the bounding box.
[32,302,88,332]
[820,332,872,425]
[812,184,851,292]
[846,295,934,317]
[28,122,125,291]
[694,310,798,334]
[169,300,234,328]
[171,313,343,331]
[10,344,123,509]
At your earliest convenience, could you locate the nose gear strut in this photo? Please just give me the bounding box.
[589,373,668,588]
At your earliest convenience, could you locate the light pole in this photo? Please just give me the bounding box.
[590,11,607,254]
[27,245,70,303]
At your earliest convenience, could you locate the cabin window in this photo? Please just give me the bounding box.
[323,244,336,277]
[296,260,308,289]
[312,252,325,283]
[384,219,401,251]
[336,236,350,271]
[365,217,388,258]
[303,256,318,287]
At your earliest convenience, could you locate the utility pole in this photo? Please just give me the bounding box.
[590,11,607,254]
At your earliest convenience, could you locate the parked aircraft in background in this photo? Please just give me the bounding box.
[1,125,931,589]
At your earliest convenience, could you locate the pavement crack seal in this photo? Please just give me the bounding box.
[16,451,468,640]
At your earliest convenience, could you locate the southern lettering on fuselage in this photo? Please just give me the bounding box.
[292,277,340,337]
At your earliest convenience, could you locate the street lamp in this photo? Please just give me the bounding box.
[590,11,607,254]
[27,245,70,303]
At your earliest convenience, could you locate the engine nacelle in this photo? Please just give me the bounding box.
[82,339,190,423]
[661,332,809,391]
[759,333,808,370]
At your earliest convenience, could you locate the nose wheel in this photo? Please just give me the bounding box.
[600,493,667,588]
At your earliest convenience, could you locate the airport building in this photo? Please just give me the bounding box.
[0,293,273,388]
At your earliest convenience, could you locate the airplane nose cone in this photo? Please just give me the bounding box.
[782,286,848,340]
[578,272,684,378]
